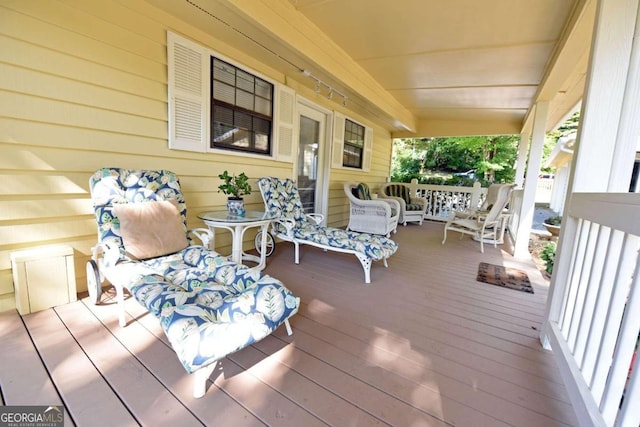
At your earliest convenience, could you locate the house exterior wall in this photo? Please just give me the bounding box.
[0,0,394,310]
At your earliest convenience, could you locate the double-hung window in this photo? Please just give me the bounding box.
[342,118,365,168]
[167,31,295,162]
[211,58,273,155]
[331,112,372,172]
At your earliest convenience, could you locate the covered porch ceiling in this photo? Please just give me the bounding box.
[147,0,595,137]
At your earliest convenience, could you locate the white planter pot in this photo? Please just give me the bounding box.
[227,198,245,216]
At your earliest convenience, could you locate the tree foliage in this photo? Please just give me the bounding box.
[541,110,580,173]
[391,135,519,184]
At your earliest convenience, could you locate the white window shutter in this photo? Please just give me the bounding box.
[332,111,346,168]
[167,32,208,152]
[274,84,296,162]
[363,126,373,172]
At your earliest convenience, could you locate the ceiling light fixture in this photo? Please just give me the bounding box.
[301,69,347,107]
[183,2,353,110]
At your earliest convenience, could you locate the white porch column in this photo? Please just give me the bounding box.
[514,133,530,188]
[543,0,640,341]
[608,7,640,191]
[513,102,549,258]
[569,0,639,193]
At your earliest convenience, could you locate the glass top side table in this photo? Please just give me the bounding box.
[197,210,274,271]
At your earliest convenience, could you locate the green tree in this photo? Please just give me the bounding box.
[391,135,519,184]
[542,110,580,173]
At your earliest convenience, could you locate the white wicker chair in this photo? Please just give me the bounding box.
[379,182,427,226]
[344,182,400,237]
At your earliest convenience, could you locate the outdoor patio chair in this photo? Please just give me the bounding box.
[258,177,398,283]
[343,182,400,237]
[441,183,515,252]
[455,183,504,219]
[379,182,427,225]
[87,168,300,398]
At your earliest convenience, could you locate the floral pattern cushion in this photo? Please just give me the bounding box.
[124,247,299,373]
[89,168,300,374]
[294,224,396,261]
[258,177,398,261]
[90,168,191,261]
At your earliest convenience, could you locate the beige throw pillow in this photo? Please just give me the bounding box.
[113,199,188,260]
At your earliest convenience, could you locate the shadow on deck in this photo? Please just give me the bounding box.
[0,221,577,426]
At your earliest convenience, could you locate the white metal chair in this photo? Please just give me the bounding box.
[344,182,400,237]
[442,183,515,252]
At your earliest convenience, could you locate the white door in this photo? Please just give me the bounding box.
[296,103,330,217]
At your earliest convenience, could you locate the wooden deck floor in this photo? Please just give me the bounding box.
[0,222,577,426]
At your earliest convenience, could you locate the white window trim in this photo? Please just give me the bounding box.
[167,31,295,162]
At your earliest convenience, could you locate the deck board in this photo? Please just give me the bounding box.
[22,309,137,426]
[1,221,578,426]
[54,302,202,427]
[281,313,573,426]
[0,311,70,422]
[295,300,567,403]
[85,295,267,426]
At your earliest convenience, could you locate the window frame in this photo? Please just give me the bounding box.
[331,112,372,172]
[342,118,366,169]
[167,31,295,162]
[210,57,274,156]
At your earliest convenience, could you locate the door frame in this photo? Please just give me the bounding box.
[294,97,332,220]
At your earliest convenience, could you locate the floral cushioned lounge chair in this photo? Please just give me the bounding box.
[258,177,398,283]
[87,168,300,398]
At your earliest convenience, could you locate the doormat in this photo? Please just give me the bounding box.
[476,262,534,294]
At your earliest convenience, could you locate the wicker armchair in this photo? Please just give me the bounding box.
[344,182,399,237]
[379,182,427,226]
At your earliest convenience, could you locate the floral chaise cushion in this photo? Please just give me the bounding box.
[258,177,398,261]
[90,168,300,374]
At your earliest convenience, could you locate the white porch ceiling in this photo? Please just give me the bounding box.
[147,0,596,136]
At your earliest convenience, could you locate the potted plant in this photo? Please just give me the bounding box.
[218,170,252,215]
[540,241,557,275]
[544,215,562,236]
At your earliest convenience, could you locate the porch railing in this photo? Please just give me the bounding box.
[543,192,640,427]
[405,179,487,221]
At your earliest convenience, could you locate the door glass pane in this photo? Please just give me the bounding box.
[298,115,319,213]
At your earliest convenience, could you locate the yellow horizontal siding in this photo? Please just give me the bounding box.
[0,64,166,120]
[1,3,166,78]
[0,0,394,309]
[0,200,92,223]
[0,92,166,139]
[0,36,166,102]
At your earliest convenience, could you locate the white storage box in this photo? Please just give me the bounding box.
[10,245,77,315]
